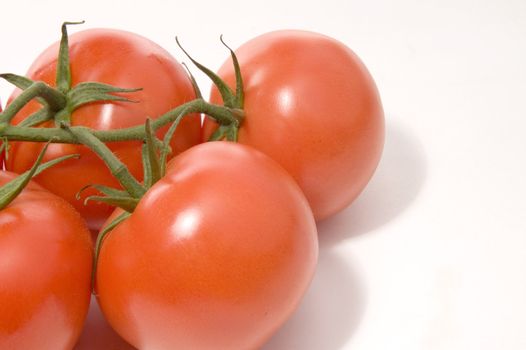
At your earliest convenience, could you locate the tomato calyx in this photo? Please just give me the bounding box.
[0,22,141,128]
[69,111,184,210]
[0,141,79,210]
[176,36,245,141]
[0,75,67,125]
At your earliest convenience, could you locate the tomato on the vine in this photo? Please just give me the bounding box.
[96,142,318,350]
[0,171,92,349]
[6,29,201,230]
[204,30,384,221]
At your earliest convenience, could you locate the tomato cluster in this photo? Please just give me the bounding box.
[0,25,383,349]
[6,29,201,230]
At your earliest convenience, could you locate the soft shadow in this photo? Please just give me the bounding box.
[74,296,136,350]
[262,247,366,350]
[318,119,427,245]
[72,123,419,349]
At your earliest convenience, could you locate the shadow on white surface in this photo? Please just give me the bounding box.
[318,119,427,245]
[263,119,424,349]
[73,119,423,350]
[74,296,136,350]
[262,247,365,350]
[75,251,362,350]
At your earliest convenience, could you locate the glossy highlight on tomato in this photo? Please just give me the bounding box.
[6,28,201,230]
[0,172,93,349]
[96,142,318,350]
[204,30,384,221]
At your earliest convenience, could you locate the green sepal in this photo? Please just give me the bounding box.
[226,125,239,141]
[208,123,239,142]
[208,124,228,141]
[75,183,129,201]
[181,62,203,99]
[0,80,66,124]
[92,210,131,294]
[68,82,141,109]
[84,195,138,212]
[56,21,85,93]
[176,37,237,108]
[18,108,53,127]
[91,184,130,198]
[54,82,141,126]
[220,35,244,109]
[0,142,79,210]
[0,73,38,91]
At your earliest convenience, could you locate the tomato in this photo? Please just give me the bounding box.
[204,30,384,221]
[6,28,201,230]
[0,171,93,349]
[96,142,318,350]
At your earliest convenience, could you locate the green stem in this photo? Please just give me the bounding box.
[144,119,161,185]
[0,98,238,143]
[0,82,66,124]
[159,106,189,176]
[0,142,79,210]
[63,126,146,198]
[92,210,131,293]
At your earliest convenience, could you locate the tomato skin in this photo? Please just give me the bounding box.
[0,172,93,349]
[204,30,384,221]
[6,29,201,230]
[96,142,318,350]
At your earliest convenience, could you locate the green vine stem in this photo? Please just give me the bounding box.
[0,98,243,144]
[0,23,246,145]
[0,141,79,210]
[0,81,66,123]
[92,210,131,292]
[62,125,146,198]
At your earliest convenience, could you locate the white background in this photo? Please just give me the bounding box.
[1,0,526,349]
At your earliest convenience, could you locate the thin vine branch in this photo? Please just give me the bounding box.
[0,82,66,124]
[62,125,146,198]
[0,98,241,144]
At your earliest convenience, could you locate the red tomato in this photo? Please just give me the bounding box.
[96,142,318,350]
[0,172,93,349]
[6,29,201,230]
[204,30,384,221]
